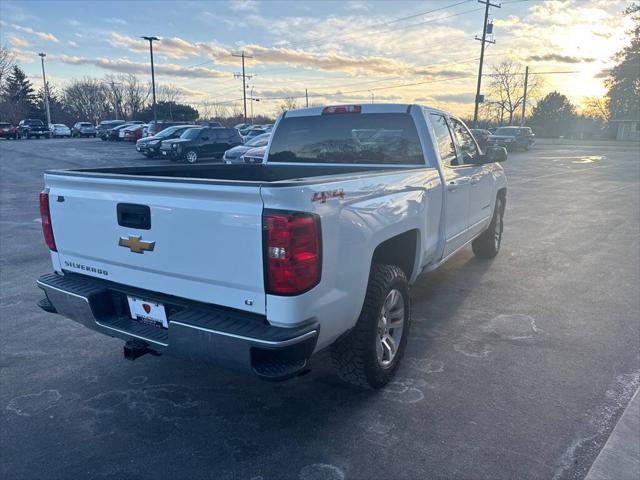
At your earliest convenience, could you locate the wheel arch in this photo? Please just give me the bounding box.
[371,229,420,282]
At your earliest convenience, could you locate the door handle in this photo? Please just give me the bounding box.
[470,177,479,186]
[447,181,458,191]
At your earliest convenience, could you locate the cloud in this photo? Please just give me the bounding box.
[431,92,476,103]
[525,54,596,64]
[109,33,200,59]
[345,1,370,12]
[228,0,258,12]
[53,54,228,79]
[8,35,29,47]
[10,24,59,42]
[106,17,128,26]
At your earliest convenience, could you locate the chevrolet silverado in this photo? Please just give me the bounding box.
[36,104,507,388]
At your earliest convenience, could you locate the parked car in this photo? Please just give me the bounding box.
[159,127,243,163]
[470,128,491,152]
[0,122,17,139]
[136,125,198,158]
[243,127,268,142]
[223,132,271,164]
[146,120,190,138]
[121,125,147,142]
[36,103,508,388]
[72,122,97,138]
[96,120,125,136]
[49,124,72,138]
[17,119,50,139]
[487,126,535,151]
[101,124,129,141]
[239,146,267,164]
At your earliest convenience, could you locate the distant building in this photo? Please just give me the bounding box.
[610,118,640,141]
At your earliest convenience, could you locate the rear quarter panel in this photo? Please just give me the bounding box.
[261,168,442,350]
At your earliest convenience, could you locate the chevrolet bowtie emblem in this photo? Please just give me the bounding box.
[118,235,155,254]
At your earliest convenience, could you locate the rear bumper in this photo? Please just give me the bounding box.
[37,272,318,380]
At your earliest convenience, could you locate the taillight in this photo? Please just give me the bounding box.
[264,211,321,295]
[322,105,361,115]
[39,191,56,251]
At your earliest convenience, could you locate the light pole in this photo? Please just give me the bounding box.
[38,53,51,126]
[141,36,159,122]
[369,90,374,104]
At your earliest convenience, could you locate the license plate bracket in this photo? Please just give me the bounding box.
[127,296,168,329]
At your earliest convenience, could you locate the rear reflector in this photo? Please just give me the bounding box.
[264,211,321,295]
[39,191,57,251]
[322,105,362,115]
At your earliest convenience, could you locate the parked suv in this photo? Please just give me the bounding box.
[0,122,17,139]
[17,119,50,139]
[487,126,535,151]
[159,127,242,163]
[72,122,97,137]
[97,120,125,137]
[136,125,198,158]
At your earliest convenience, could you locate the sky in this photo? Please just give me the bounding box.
[0,0,633,117]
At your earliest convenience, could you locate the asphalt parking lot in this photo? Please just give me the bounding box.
[1,137,639,480]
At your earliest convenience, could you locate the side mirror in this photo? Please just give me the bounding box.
[485,146,507,163]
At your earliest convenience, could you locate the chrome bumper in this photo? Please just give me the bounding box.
[37,273,318,380]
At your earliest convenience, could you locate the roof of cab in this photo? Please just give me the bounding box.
[282,103,451,118]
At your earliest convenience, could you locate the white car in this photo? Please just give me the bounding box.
[49,124,71,138]
[36,104,507,388]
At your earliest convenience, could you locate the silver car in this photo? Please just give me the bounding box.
[223,133,270,164]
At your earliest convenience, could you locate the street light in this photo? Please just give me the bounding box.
[38,53,51,126]
[369,90,375,104]
[141,36,159,121]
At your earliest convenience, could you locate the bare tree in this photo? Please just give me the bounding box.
[63,77,109,124]
[0,45,16,89]
[583,96,610,121]
[157,84,182,104]
[122,74,150,119]
[102,74,127,120]
[486,60,541,125]
[278,97,298,113]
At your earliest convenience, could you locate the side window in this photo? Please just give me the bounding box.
[450,118,480,164]
[201,129,213,141]
[429,114,458,166]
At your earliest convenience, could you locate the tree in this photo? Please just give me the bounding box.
[64,77,109,124]
[0,65,37,122]
[103,74,126,120]
[606,2,639,120]
[278,97,298,113]
[583,96,610,122]
[485,60,541,125]
[122,74,149,119]
[0,45,16,89]
[139,101,198,122]
[529,91,577,138]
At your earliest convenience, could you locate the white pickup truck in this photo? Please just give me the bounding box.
[37,104,507,388]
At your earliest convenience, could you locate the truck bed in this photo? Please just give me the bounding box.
[47,163,420,186]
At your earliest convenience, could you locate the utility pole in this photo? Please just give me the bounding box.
[520,65,529,126]
[38,53,51,126]
[142,36,159,122]
[369,90,375,104]
[233,51,253,124]
[472,0,500,128]
[305,89,309,108]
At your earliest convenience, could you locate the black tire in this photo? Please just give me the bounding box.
[331,264,411,389]
[472,196,505,259]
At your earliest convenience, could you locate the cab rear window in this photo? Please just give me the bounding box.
[268,113,424,165]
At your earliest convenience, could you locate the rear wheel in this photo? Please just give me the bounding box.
[472,196,504,259]
[185,149,198,164]
[331,264,410,389]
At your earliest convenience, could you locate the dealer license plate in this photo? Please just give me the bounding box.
[127,296,168,329]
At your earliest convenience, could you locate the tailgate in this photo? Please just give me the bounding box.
[45,173,266,314]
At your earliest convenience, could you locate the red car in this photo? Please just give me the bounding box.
[0,122,17,139]
[123,125,145,142]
